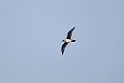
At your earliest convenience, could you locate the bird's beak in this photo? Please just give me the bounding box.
[61,40,63,42]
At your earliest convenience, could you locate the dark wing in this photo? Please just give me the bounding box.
[67,27,75,39]
[61,43,68,55]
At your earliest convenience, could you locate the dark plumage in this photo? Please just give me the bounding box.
[67,27,75,39]
[61,43,68,55]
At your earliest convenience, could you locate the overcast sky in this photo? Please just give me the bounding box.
[0,0,124,83]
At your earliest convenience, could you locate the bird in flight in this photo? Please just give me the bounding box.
[61,27,76,55]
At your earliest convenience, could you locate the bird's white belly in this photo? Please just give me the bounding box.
[65,39,72,42]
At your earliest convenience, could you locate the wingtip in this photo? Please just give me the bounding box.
[72,27,75,30]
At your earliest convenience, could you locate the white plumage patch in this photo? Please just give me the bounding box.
[65,39,72,42]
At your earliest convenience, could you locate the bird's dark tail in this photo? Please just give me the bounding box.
[72,40,76,42]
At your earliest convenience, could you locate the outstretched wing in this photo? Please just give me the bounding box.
[67,27,75,39]
[61,43,68,55]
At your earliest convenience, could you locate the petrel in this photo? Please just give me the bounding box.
[61,27,76,55]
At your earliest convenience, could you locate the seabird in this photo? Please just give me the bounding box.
[61,27,76,55]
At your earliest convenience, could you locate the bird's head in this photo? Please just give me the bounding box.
[62,40,64,42]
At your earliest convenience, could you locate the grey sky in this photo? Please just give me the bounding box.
[0,0,124,83]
